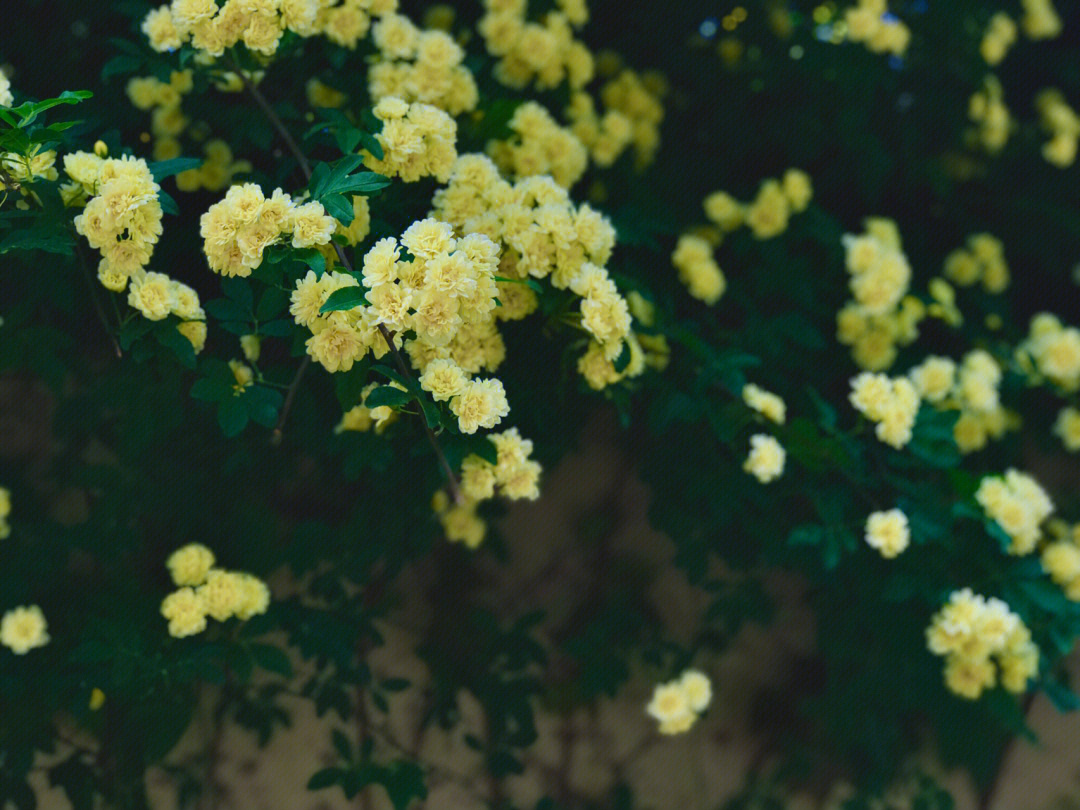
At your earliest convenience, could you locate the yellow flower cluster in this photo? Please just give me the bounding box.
[564,92,634,169]
[142,0,400,57]
[1020,0,1062,40]
[0,70,11,108]
[292,218,512,432]
[488,101,589,189]
[843,0,911,56]
[200,182,336,277]
[362,97,457,183]
[702,169,811,242]
[926,589,1038,699]
[0,487,9,540]
[597,69,665,168]
[1035,89,1080,168]
[0,605,49,655]
[177,139,252,194]
[370,18,478,115]
[976,469,1054,555]
[1018,313,1080,392]
[835,219,923,370]
[127,70,194,164]
[66,152,206,339]
[671,234,725,306]
[478,0,594,92]
[646,669,712,735]
[849,371,921,449]
[160,543,270,638]
[744,433,785,483]
[431,428,542,549]
[908,351,1012,454]
[865,508,910,558]
[431,155,642,391]
[1,145,59,191]
[743,383,786,425]
[968,76,1011,153]
[980,13,1017,65]
[943,233,1009,293]
[1041,522,1080,600]
[67,152,162,279]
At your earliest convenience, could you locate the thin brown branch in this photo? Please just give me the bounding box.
[226,56,311,180]
[271,355,311,445]
[232,57,463,501]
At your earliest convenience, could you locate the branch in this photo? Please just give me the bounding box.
[231,56,464,502]
[226,56,310,180]
[271,355,311,445]
[74,239,123,358]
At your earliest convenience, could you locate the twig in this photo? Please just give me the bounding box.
[271,355,311,445]
[74,239,123,358]
[226,56,311,180]
[231,56,464,502]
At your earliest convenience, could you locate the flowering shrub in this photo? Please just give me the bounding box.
[3,0,1080,808]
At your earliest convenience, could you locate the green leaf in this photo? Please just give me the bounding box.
[256,287,290,320]
[1043,679,1080,712]
[382,760,427,810]
[148,157,203,181]
[217,396,249,437]
[331,172,391,196]
[204,298,251,322]
[245,385,283,428]
[494,276,544,294]
[221,276,254,310]
[190,377,231,402]
[320,286,369,313]
[308,767,344,791]
[364,385,412,409]
[0,224,75,255]
[249,643,293,677]
[258,318,294,337]
[331,729,353,761]
[382,678,410,692]
[788,524,824,547]
[321,192,353,225]
[155,322,197,368]
[294,247,326,277]
[907,407,960,469]
[417,394,442,430]
[158,189,180,216]
[101,54,144,82]
[358,129,384,161]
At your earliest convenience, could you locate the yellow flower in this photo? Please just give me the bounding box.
[166,543,216,586]
[743,434,785,483]
[0,605,49,654]
[864,509,910,558]
[742,383,786,424]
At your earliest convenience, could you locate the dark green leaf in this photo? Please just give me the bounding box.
[320,286,369,313]
[148,157,203,181]
[217,396,248,437]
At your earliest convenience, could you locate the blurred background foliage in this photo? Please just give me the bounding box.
[4,1,1080,809]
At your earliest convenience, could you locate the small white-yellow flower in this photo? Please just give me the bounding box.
[743,434,785,483]
[0,605,50,654]
[864,509,910,558]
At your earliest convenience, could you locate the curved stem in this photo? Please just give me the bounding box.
[271,355,311,445]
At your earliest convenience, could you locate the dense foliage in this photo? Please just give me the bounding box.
[3,1,1080,808]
